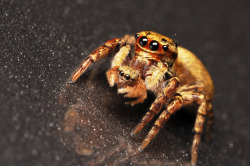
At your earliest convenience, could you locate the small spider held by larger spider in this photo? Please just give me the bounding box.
[69,31,214,166]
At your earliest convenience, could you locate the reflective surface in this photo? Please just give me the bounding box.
[1,0,249,165]
[59,62,194,165]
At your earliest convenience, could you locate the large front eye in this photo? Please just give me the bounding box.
[149,41,159,51]
[139,36,148,47]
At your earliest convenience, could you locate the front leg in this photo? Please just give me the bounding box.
[106,45,132,87]
[69,38,126,83]
[131,77,181,136]
[138,94,183,151]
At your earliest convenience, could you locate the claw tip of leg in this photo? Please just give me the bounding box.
[138,147,143,152]
[68,79,74,84]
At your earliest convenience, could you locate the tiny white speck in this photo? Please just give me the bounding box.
[221,113,228,120]
[23,132,29,138]
[15,125,20,130]
[31,149,38,155]
[228,141,234,148]
[55,155,60,161]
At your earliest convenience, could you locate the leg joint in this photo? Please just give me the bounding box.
[171,93,183,103]
[198,112,206,117]
[194,131,203,135]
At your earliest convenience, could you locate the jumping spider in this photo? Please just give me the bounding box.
[69,31,214,166]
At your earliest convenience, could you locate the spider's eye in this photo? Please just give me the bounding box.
[162,45,169,51]
[149,41,159,51]
[119,71,124,76]
[139,36,148,47]
[174,42,178,47]
[125,74,130,80]
[135,34,140,40]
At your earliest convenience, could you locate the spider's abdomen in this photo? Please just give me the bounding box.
[173,47,214,101]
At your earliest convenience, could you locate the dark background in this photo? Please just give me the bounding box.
[1,0,249,166]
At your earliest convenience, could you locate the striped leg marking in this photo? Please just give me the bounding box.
[131,95,167,137]
[138,95,183,151]
[181,91,207,166]
[69,38,126,83]
[131,77,180,136]
[205,102,213,142]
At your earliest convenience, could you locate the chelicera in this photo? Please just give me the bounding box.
[69,31,214,166]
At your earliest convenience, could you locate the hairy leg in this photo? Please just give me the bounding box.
[123,34,136,45]
[138,95,183,151]
[69,38,126,83]
[180,88,208,166]
[131,77,180,135]
[131,95,167,136]
[111,45,132,68]
[191,95,206,166]
[205,102,213,142]
[106,45,132,87]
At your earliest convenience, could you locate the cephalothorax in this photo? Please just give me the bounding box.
[69,31,214,166]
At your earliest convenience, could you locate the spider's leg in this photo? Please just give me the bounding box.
[177,83,204,93]
[131,95,167,136]
[69,38,126,83]
[180,91,207,166]
[123,34,136,45]
[205,102,213,142]
[106,45,132,87]
[192,94,206,166]
[111,45,132,68]
[138,94,183,151]
[131,77,180,136]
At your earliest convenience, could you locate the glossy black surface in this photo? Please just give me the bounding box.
[1,0,249,165]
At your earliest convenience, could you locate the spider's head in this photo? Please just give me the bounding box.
[134,31,178,67]
[117,66,140,83]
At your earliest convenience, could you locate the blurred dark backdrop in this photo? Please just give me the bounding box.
[0,0,249,166]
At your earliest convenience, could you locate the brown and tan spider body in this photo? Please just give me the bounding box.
[69,31,214,166]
